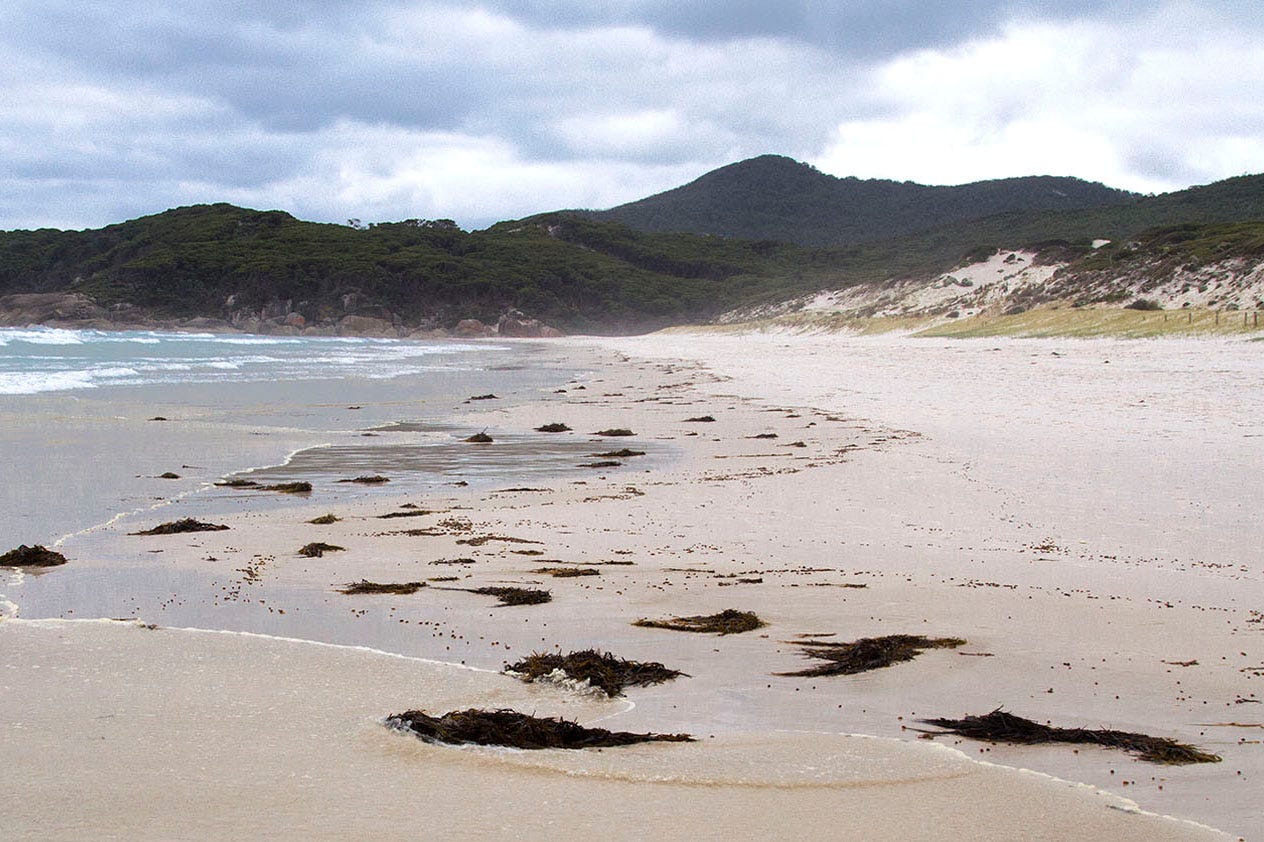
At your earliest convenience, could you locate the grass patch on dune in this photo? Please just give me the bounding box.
[917,708,1221,765]
[505,649,686,696]
[777,634,964,677]
[385,709,693,749]
[918,306,1264,339]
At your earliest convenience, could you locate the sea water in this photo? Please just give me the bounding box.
[0,326,602,546]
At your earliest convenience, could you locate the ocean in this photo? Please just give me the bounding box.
[0,326,604,547]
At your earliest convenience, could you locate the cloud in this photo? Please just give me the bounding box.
[815,5,1264,192]
[0,1,1261,229]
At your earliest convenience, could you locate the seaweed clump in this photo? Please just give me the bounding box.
[535,423,572,433]
[590,449,645,458]
[385,708,692,749]
[684,415,716,423]
[308,513,340,524]
[465,432,494,443]
[261,481,313,494]
[533,566,600,578]
[131,519,230,535]
[339,580,426,595]
[634,608,764,635]
[0,544,68,567]
[506,649,686,696]
[215,478,259,488]
[298,542,345,558]
[917,708,1221,765]
[337,475,390,484]
[593,428,634,437]
[777,634,965,677]
[470,586,551,606]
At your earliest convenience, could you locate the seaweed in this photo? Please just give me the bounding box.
[157,472,181,479]
[634,608,764,635]
[215,478,259,488]
[590,449,646,458]
[777,634,965,677]
[384,709,692,749]
[593,428,635,437]
[429,557,477,565]
[337,475,390,484]
[916,708,1221,765]
[339,579,425,595]
[308,513,340,524]
[506,649,686,696]
[684,415,716,422]
[131,519,229,535]
[467,394,499,401]
[0,544,67,567]
[261,481,313,493]
[533,566,600,578]
[376,510,433,519]
[579,460,621,468]
[535,423,572,433]
[469,586,551,606]
[465,431,494,443]
[298,542,345,558]
[749,433,778,439]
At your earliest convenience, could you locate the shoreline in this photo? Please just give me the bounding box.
[3,331,1261,839]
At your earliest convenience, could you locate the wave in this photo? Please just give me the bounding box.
[0,327,86,346]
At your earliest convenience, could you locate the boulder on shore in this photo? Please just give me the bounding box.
[0,293,107,326]
[454,319,495,337]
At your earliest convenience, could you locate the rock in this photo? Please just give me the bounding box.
[179,317,233,331]
[338,315,396,336]
[283,312,306,329]
[496,311,563,338]
[0,293,107,326]
[454,319,494,337]
[539,325,564,338]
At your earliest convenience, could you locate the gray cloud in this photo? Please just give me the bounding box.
[1,1,1260,230]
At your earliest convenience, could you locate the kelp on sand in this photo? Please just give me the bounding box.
[505,649,686,696]
[777,634,965,677]
[634,608,764,635]
[385,709,692,749]
[916,708,1221,765]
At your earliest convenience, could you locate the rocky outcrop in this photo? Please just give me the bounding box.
[0,293,108,326]
[496,310,564,338]
[337,315,397,336]
[454,319,495,337]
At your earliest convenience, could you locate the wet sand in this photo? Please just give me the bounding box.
[3,333,1261,840]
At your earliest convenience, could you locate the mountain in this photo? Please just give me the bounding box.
[587,155,1139,247]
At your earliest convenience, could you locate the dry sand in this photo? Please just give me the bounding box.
[3,331,1261,840]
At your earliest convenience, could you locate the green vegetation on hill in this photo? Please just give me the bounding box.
[588,155,1138,247]
[0,204,936,332]
[2,160,1263,334]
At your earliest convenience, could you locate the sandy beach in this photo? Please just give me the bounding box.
[3,331,1261,840]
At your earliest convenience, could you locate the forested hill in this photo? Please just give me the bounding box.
[586,155,1139,247]
[0,205,882,333]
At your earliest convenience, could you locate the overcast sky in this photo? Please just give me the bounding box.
[2,1,1261,230]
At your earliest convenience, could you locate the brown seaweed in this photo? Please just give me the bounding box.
[298,542,345,558]
[917,708,1221,765]
[261,481,313,493]
[535,423,572,433]
[469,586,551,606]
[337,475,390,484]
[384,708,692,749]
[777,634,965,677]
[593,428,635,437]
[634,608,764,635]
[214,478,259,488]
[131,519,230,535]
[308,513,340,524]
[464,431,494,443]
[0,544,68,567]
[684,415,716,422]
[339,579,426,595]
[533,566,601,578]
[590,449,646,458]
[506,649,686,696]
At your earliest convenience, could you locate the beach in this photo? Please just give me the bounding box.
[3,330,1261,840]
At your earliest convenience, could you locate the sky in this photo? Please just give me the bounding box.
[2,0,1261,231]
